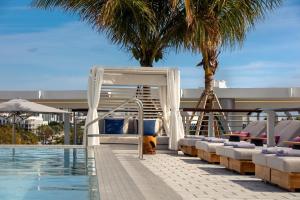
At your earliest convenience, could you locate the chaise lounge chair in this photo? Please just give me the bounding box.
[253,148,300,191]
[216,120,300,175]
[178,135,206,156]
[196,121,266,164]
[252,122,300,191]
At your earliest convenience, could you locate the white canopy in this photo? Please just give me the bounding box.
[85,67,184,150]
[0,99,67,114]
[0,99,68,144]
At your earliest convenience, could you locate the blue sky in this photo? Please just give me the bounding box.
[0,0,300,90]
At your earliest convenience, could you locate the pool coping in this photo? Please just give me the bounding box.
[93,144,182,200]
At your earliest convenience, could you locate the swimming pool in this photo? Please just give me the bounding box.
[0,147,100,200]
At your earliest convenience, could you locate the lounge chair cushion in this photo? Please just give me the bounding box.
[216,146,234,157]
[179,138,194,146]
[228,148,262,160]
[180,138,204,147]
[253,153,269,166]
[252,147,291,166]
[104,118,127,134]
[195,141,225,153]
[267,156,300,172]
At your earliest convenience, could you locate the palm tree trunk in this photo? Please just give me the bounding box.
[194,48,219,135]
[139,59,153,67]
[204,69,214,94]
[203,47,218,106]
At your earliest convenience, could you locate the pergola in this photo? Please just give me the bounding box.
[85,67,185,150]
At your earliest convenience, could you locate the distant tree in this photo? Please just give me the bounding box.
[52,124,84,145]
[49,121,63,134]
[0,125,38,144]
[37,125,54,144]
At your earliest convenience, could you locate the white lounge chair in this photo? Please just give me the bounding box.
[196,121,266,163]
[253,148,300,191]
[216,120,300,174]
[178,135,205,156]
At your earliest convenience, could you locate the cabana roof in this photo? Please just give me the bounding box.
[99,67,168,86]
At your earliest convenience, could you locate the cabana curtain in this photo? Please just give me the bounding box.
[86,68,104,145]
[167,69,185,150]
[159,86,170,136]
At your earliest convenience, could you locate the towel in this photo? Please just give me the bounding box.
[224,141,246,146]
[232,142,255,149]
[207,138,227,143]
[203,137,216,142]
[276,149,300,157]
[261,147,279,154]
[185,135,205,139]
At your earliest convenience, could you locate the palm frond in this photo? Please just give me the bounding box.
[32,0,187,66]
[185,0,282,52]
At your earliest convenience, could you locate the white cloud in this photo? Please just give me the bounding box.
[0,74,87,90]
[216,60,300,88]
[223,61,299,71]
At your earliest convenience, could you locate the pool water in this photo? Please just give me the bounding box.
[0,148,100,200]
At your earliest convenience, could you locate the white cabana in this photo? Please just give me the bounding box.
[85,67,184,150]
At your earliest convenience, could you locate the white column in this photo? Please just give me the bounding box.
[64,113,70,145]
[220,98,236,132]
[267,111,276,147]
[208,112,214,137]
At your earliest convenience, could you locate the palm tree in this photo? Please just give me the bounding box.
[177,0,282,134]
[31,0,186,67]
[32,0,187,121]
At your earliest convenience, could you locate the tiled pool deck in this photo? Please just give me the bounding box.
[95,144,300,200]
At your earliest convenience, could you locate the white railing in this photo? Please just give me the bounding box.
[181,107,300,147]
[84,97,144,159]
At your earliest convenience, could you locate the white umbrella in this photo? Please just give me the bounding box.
[0,99,67,114]
[0,99,68,144]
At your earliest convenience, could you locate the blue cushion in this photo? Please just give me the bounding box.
[104,118,124,134]
[143,119,156,136]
